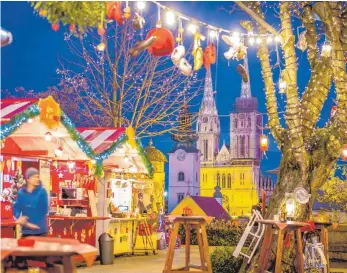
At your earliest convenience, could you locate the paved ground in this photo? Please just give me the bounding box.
[78,247,347,273]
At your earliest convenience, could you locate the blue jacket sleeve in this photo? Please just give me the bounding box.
[13,192,22,219]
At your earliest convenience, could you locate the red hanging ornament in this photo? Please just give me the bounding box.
[106,2,123,25]
[331,105,337,118]
[69,24,75,32]
[203,42,216,70]
[51,23,60,32]
[146,27,175,57]
[97,26,106,36]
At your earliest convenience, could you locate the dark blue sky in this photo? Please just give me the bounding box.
[1,2,338,179]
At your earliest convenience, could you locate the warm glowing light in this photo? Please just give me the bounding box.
[165,11,175,25]
[28,118,33,123]
[256,37,262,44]
[188,24,198,34]
[137,1,146,10]
[248,37,255,46]
[231,32,241,45]
[97,42,106,51]
[286,196,295,219]
[266,36,273,44]
[322,44,332,57]
[209,29,218,39]
[124,156,130,162]
[342,145,347,161]
[275,36,281,42]
[55,146,63,157]
[279,79,287,94]
[67,161,75,169]
[260,135,269,152]
[44,132,52,142]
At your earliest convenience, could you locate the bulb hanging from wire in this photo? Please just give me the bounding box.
[249,37,255,46]
[256,37,262,45]
[209,29,218,39]
[137,1,146,10]
[188,23,198,34]
[165,11,175,25]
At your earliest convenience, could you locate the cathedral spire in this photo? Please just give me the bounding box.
[200,68,218,116]
[240,53,251,99]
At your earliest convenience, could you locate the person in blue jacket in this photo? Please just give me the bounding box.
[13,167,48,237]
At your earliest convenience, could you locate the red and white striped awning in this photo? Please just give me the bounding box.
[77,128,126,154]
[0,99,38,123]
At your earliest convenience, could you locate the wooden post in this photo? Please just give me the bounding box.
[200,223,212,273]
[196,224,206,271]
[257,226,274,273]
[295,230,305,273]
[163,222,179,272]
[185,223,191,270]
[275,229,284,273]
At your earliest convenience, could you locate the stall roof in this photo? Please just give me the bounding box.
[1,98,153,176]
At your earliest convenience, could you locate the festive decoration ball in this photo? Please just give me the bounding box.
[69,24,75,32]
[146,28,175,57]
[52,23,60,32]
[39,9,47,17]
[98,27,106,36]
[97,42,106,52]
[123,6,131,19]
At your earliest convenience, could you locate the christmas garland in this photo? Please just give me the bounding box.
[0,101,154,177]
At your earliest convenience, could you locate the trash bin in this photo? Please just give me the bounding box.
[99,233,114,265]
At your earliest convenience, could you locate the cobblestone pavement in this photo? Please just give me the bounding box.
[78,247,347,273]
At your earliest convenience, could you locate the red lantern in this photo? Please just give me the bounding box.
[331,105,337,117]
[106,2,123,26]
[146,28,175,57]
[260,135,269,152]
[342,144,347,161]
[51,23,60,32]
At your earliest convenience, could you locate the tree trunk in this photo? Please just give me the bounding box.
[244,149,335,273]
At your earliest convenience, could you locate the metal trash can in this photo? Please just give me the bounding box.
[98,233,114,265]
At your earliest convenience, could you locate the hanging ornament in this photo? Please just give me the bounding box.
[222,34,247,61]
[203,42,216,70]
[342,145,347,161]
[39,9,47,17]
[133,12,145,30]
[38,96,61,129]
[296,29,307,51]
[279,79,287,94]
[146,27,175,57]
[236,64,249,83]
[331,105,337,118]
[97,41,106,52]
[260,135,269,152]
[177,58,192,77]
[176,20,184,44]
[106,2,123,25]
[123,1,131,20]
[129,36,156,58]
[51,23,60,32]
[97,25,106,36]
[171,45,186,65]
[192,32,205,71]
[69,24,75,32]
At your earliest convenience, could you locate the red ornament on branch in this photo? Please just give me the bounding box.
[51,23,60,32]
[106,2,123,26]
[146,28,175,57]
[331,105,337,117]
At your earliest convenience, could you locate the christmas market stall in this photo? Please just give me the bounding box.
[0,97,109,245]
[78,127,165,255]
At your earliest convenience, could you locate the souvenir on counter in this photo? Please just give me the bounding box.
[203,42,216,70]
[192,32,205,71]
[107,1,123,26]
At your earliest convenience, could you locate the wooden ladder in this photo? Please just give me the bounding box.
[233,210,265,263]
[132,217,156,255]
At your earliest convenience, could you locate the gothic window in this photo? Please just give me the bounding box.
[240,136,245,156]
[241,121,244,127]
[234,119,238,129]
[196,173,198,182]
[203,140,208,161]
[240,173,245,185]
[178,172,185,182]
[177,193,185,203]
[210,121,213,131]
[216,173,220,187]
[222,174,226,188]
[248,117,251,127]
[227,174,232,188]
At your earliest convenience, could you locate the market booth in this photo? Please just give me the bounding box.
[1,97,163,254]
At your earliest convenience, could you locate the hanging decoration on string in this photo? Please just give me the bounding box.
[192,31,205,71]
[236,64,249,83]
[123,1,131,20]
[107,1,123,26]
[38,96,61,130]
[133,12,145,30]
[260,135,269,153]
[203,42,216,70]
[222,33,247,61]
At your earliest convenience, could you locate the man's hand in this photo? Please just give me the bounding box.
[15,216,28,225]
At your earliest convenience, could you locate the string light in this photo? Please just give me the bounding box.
[322,44,332,57]
[275,36,281,43]
[266,36,273,44]
[256,37,262,44]
[165,11,175,25]
[342,145,347,161]
[209,29,218,39]
[137,1,146,10]
[188,23,198,34]
[249,37,255,46]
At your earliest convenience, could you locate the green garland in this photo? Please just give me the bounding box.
[0,101,154,177]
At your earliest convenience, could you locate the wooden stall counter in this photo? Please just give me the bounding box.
[1,219,17,239]
[48,215,110,247]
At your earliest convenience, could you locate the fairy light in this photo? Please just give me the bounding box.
[256,37,262,44]
[342,145,347,161]
[322,44,332,57]
[97,42,106,52]
[275,36,281,43]
[209,29,218,39]
[137,1,146,10]
[279,79,287,94]
[165,11,175,25]
[266,36,273,44]
[231,32,241,45]
[249,37,255,46]
[188,23,198,34]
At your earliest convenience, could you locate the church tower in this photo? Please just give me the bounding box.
[230,54,262,160]
[196,68,220,164]
[168,102,200,212]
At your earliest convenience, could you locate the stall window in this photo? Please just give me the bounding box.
[178,172,185,182]
[177,193,185,203]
